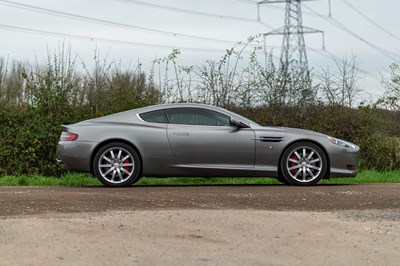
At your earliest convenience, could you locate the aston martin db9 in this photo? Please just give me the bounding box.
[56,103,359,186]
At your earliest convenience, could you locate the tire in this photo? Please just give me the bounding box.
[93,142,141,187]
[276,174,290,185]
[280,142,327,186]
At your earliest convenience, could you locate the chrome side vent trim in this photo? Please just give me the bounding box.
[252,136,285,142]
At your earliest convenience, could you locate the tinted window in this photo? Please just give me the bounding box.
[139,110,168,124]
[165,108,230,126]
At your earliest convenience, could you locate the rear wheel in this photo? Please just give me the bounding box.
[93,142,141,187]
[280,142,327,186]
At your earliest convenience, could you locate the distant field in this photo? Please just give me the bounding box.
[0,170,399,186]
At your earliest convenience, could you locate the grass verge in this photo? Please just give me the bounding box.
[0,170,399,186]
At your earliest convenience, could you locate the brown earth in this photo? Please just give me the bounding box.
[1,184,400,215]
[1,184,400,266]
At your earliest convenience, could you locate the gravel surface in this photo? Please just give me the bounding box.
[1,184,400,215]
[1,184,400,266]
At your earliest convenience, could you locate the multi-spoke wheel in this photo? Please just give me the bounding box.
[93,142,141,187]
[280,142,327,186]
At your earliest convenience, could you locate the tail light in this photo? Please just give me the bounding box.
[60,132,79,141]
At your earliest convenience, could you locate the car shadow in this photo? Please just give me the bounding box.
[83,183,356,188]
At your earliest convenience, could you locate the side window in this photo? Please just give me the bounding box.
[165,108,230,126]
[139,110,168,124]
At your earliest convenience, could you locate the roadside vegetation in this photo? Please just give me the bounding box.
[0,171,399,187]
[0,38,400,183]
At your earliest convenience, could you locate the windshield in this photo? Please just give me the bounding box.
[216,107,260,126]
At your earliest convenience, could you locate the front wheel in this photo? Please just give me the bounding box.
[280,142,327,186]
[93,142,141,187]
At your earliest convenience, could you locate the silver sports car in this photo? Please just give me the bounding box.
[56,103,359,186]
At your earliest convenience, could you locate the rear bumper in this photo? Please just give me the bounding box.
[56,158,69,170]
[56,141,98,172]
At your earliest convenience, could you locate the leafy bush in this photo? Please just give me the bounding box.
[0,49,159,176]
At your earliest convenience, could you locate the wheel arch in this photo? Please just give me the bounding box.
[90,139,143,176]
[278,139,330,179]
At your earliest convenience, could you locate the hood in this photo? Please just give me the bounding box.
[255,125,328,138]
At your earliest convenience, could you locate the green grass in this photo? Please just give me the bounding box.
[320,170,400,185]
[0,170,399,186]
[0,173,101,187]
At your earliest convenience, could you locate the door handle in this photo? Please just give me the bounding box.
[174,132,189,136]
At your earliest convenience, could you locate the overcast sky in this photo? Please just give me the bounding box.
[0,0,399,100]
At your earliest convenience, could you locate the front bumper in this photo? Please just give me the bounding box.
[328,145,359,178]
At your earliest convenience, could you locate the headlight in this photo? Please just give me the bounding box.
[327,136,357,149]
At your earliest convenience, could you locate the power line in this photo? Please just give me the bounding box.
[231,0,384,81]
[329,17,400,61]
[115,0,273,30]
[233,0,259,5]
[296,46,376,80]
[0,0,240,45]
[0,23,259,54]
[311,49,381,82]
[232,0,321,17]
[0,22,381,94]
[340,0,400,43]
[115,0,258,23]
[308,49,385,99]
[354,0,398,32]
[302,4,400,63]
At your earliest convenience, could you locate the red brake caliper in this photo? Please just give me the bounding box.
[290,155,297,174]
[123,159,130,171]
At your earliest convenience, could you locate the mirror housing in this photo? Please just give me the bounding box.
[230,118,250,128]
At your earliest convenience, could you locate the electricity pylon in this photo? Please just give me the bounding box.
[260,0,325,74]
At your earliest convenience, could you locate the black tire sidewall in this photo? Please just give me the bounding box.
[93,142,141,187]
[280,142,327,186]
[277,173,291,185]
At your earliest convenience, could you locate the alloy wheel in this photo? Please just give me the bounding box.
[285,146,323,183]
[98,147,135,184]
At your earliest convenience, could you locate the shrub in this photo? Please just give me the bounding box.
[0,49,159,176]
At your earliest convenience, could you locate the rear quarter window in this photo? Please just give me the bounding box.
[139,110,168,124]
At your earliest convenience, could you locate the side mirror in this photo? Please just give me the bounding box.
[230,118,249,128]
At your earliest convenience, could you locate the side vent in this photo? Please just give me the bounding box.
[252,136,285,142]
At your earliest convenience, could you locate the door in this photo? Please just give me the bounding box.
[165,107,255,168]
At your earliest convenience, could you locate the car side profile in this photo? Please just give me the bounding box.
[56,103,359,186]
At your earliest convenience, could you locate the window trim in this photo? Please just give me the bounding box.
[164,107,231,127]
[138,107,237,127]
[137,109,169,124]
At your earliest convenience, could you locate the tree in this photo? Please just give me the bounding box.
[379,63,400,110]
[317,55,361,107]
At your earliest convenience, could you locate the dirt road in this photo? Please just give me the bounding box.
[1,184,400,265]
